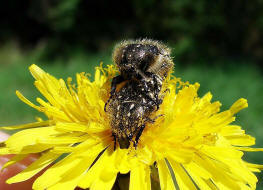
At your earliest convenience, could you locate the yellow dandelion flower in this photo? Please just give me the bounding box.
[0,64,263,190]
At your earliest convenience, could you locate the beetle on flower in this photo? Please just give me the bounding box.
[0,47,263,190]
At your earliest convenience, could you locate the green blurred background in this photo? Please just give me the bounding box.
[0,0,263,188]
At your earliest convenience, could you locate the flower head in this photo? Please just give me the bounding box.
[0,64,262,190]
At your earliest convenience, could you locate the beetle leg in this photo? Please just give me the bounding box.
[104,75,125,112]
[112,133,117,150]
[134,124,146,148]
[145,114,164,124]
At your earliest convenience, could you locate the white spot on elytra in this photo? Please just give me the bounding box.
[137,106,143,114]
[130,104,135,110]
[127,112,131,117]
[156,77,162,83]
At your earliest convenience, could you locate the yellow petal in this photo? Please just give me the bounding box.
[168,159,198,190]
[33,143,105,190]
[129,162,151,190]
[15,90,43,112]
[184,161,212,180]
[204,179,220,190]
[37,134,89,145]
[50,146,75,154]
[166,148,194,164]
[0,147,10,155]
[186,170,213,190]
[194,154,242,189]
[157,159,175,190]
[78,148,118,190]
[5,127,59,153]
[235,147,263,152]
[226,135,255,146]
[7,152,59,184]
[114,148,130,174]
[36,98,70,122]
[245,162,263,171]
[48,150,109,190]
[1,120,52,130]
[230,98,248,115]
[29,64,45,79]
[55,122,106,133]
[200,145,243,160]
[1,154,28,170]
[220,125,244,136]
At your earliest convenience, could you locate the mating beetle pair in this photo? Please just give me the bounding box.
[105,39,174,149]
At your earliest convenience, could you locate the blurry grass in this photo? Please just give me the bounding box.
[0,43,263,188]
